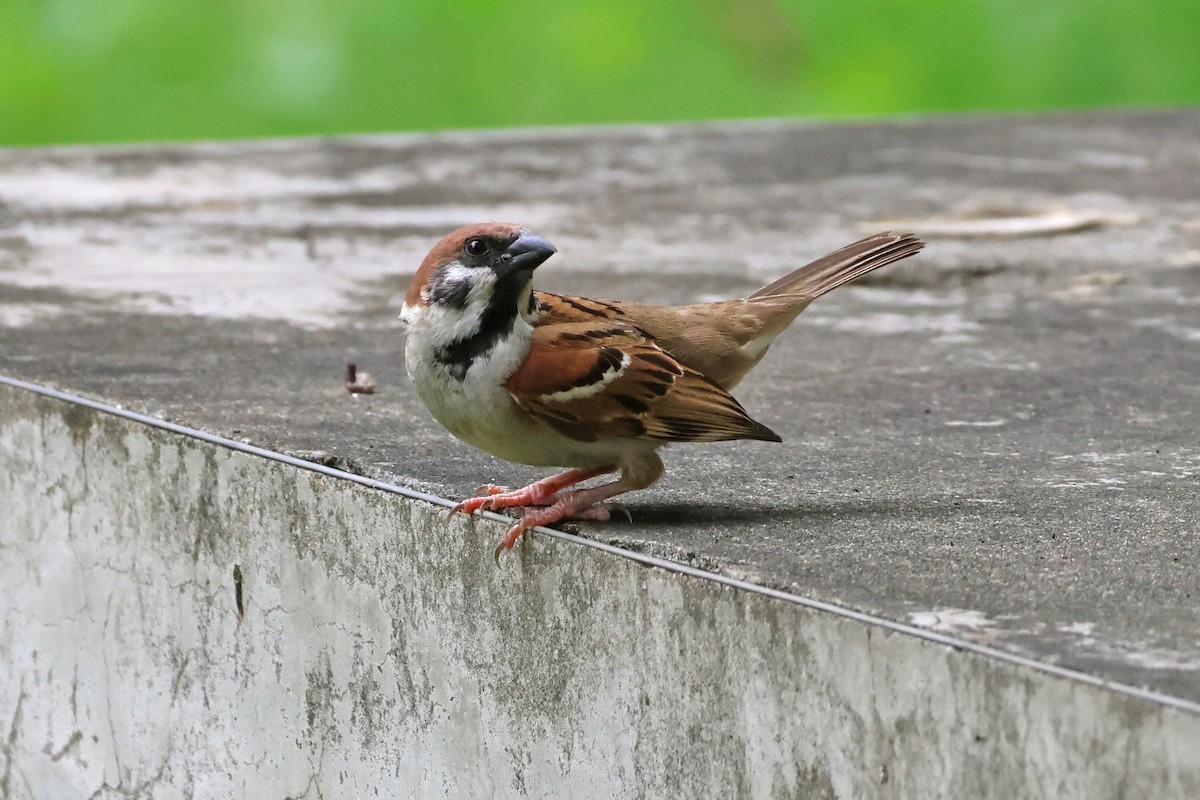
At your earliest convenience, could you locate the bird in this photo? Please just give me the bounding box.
[400,223,924,561]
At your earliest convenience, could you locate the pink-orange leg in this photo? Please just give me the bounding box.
[468,484,573,508]
[448,467,610,518]
[493,477,639,563]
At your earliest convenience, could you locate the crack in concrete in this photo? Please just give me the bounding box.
[286,735,328,800]
[45,730,83,762]
[168,652,190,705]
[85,757,169,800]
[1,683,28,798]
[99,594,124,787]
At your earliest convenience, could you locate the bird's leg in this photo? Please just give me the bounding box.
[449,467,611,517]
[471,483,583,506]
[493,475,641,561]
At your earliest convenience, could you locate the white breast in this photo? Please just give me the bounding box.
[405,316,567,467]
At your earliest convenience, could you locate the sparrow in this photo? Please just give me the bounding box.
[401,223,924,560]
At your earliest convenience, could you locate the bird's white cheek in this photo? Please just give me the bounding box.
[407,303,486,350]
[463,267,497,304]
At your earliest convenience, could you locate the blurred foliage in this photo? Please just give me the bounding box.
[1,0,1198,146]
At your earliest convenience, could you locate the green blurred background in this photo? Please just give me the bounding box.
[3,0,1198,146]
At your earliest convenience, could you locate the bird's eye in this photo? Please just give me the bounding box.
[465,238,488,257]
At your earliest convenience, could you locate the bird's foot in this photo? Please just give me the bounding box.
[449,467,610,519]
[443,485,509,517]
[450,482,560,518]
[493,497,631,563]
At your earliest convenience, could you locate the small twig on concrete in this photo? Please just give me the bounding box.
[344,362,376,395]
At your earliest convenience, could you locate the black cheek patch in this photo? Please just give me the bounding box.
[427,267,473,309]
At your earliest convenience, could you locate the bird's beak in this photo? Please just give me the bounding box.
[499,232,556,277]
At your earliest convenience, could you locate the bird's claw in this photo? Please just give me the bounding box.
[448,496,491,518]
[491,501,632,565]
[493,519,533,566]
[449,484,517,518]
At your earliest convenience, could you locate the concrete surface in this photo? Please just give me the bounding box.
[2,109,1199,796]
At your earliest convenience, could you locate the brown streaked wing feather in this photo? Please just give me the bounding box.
[534,292,786,389]
[507,322,780,444]
[635,362,780,443]
[534,291,630,326]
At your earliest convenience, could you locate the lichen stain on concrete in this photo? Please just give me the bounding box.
[59,402,94,449]
[2,384,1200,799]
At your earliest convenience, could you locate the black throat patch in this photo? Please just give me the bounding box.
[433,272,531,380]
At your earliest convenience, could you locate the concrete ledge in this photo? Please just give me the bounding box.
[4,381,1199,798]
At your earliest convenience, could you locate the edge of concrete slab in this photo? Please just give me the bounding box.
[4,372,1197,720]
[5,374,1200,798]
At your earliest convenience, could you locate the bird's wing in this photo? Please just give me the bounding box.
[506,321,780,444]
[534,291,631,325]
[534,290,811,391]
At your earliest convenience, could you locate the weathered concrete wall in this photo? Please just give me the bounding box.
[3,383,1199,799]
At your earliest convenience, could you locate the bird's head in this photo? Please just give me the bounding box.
[401,223,557,327]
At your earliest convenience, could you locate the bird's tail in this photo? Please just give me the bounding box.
[748,232,924,300]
